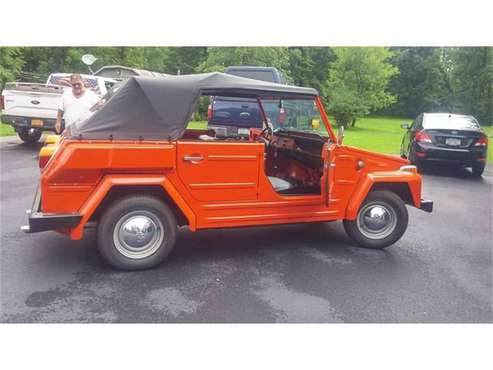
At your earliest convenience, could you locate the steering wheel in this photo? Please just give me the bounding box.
[256,126,273,146]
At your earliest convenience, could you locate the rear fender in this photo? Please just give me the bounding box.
[69,175,196,240]
[345,171,422,220]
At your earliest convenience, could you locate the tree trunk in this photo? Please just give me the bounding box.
[350,118,357,127]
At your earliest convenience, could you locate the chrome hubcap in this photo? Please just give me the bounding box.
[113,211,164,259]
[357,202,397,240]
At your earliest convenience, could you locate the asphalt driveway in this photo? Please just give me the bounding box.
[1,137,491,322]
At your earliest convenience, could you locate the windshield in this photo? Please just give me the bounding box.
[261,98,328,137]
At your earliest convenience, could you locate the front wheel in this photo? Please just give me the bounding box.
[97,195,177,270]
[343,190,408,249]
[18,128,42,144]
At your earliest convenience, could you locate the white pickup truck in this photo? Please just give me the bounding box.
[1,73,116,143]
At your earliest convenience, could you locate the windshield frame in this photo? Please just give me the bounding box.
[258,96,336,142]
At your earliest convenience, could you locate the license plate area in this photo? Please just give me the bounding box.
[445,137,461,146]
[31,119,44,128]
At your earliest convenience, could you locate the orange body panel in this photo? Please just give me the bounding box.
[37,97,424,240]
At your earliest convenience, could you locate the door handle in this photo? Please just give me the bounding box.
[183,155,204,164]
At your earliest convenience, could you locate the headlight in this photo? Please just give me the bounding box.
[400,165,417,174]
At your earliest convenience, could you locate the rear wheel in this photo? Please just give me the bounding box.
[343,190,408,249]
[18,128,42,144]
[97,195,177,270]
[471,163,485,178]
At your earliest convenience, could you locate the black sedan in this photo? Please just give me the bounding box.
[400,113,488,177]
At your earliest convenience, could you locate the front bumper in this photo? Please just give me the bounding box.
[419,199,433,213]
[21,185,82,233]
[1,115,58,132]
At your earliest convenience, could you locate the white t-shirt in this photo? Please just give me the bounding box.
[58,89,100,127]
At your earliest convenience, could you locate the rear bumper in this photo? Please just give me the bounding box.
[1,115,59,132]
[415,142,487,164]
[419,199,433,213]
[21,185,82,233]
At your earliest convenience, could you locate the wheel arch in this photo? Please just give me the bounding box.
[345,174,421,220]
[89,185,189,227]
[69,175,196,240]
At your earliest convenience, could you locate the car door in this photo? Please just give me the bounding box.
[176,140,263,202]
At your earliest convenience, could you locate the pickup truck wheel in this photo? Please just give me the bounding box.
[97,195,177,271]
[343,190,408,249]
[18,128,42,144]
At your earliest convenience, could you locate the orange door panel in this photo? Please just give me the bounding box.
[176,141,263,202]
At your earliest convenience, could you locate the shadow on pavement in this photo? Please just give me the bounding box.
[419,161,486,181]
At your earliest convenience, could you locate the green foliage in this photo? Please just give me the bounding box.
[2,46,492,127]
[0,47,25,88]
[448,47,493,124]
[386,47,452,118]
[325,47,398,127]
[288,47,335,94]
[197,47,292,81]
[165,47,207,75]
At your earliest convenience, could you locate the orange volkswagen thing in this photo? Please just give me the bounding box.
[23,73,433,270]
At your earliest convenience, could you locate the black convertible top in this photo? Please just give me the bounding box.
[70,72,319,140]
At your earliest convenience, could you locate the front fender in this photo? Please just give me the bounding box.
[69,174,196,240]
[345,170,422,220]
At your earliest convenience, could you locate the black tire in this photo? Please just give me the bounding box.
[343,190,408,249]
[97,195,177,271]
[18,128,42,144]
[470,163,485,178]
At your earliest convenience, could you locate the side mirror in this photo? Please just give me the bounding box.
[337,125,345,145]
[401,123,410,130]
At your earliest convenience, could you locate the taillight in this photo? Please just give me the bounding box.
[207,104,213,120]
[474,136,488,147]
[415,130,432,143]
[0,95,4,110]
[38,144,59,170]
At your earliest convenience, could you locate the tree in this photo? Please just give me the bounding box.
[325,47,398,127]
[197,47,292,81]
[448,47,493,124]
[163,47,207,75]
[0,47,25,88]
[288,47,334,94]
[385,47,452,118]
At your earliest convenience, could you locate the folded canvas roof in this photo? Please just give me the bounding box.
[70,72,319,140]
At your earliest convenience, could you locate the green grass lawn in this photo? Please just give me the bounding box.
[336,116,408,154]
[0,123,15,136]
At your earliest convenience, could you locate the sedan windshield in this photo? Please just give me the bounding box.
[260,98,329,137]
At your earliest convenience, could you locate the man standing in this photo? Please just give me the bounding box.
[55,74,100,134]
